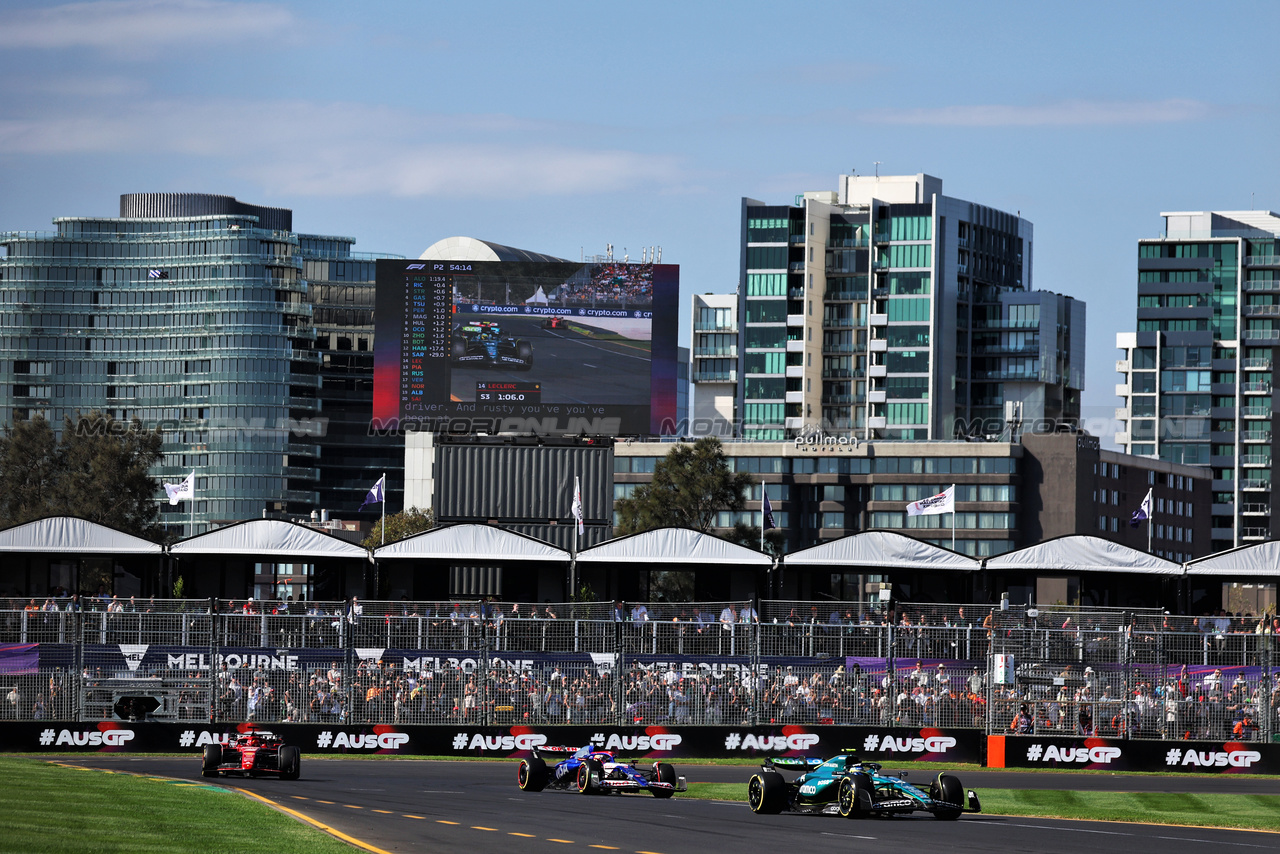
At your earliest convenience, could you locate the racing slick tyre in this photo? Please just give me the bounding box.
[747,771,786,814]
[450,340,466,360]
[279,746,301,781]
[837,775,874,819]
[518,757,548,792]
[651,762,676,799]
[201,744,222,778]
[516,340,533,369]
[930,773,964,820]
[576,759,603,795]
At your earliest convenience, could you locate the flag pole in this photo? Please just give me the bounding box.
[381,472,386,546]
[951,483,956,551]
[760,479,764,552]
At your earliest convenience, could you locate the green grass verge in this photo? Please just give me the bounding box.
[566,323,651,351]
[678,782,1280,832]
[0,757,357,854]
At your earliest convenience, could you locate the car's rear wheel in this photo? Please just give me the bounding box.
[202,744,222,777]
[651,762,676,798]
[930,773,964,820]
[576,759,603,794]
[278,746,301,781]
[518,757,547,792]
[747,771,786,814]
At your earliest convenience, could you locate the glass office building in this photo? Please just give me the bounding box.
[738,173,1084,442]
[0,193,401,537]
[1116,210,1280,551]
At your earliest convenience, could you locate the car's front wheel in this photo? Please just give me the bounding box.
[202,744,222,778]
[651,762,676,798]
[576,759,603,794]
[279,746,301,780]
[930,773,964,820]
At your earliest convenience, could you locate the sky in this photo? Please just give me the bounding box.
[1,0,1277,445]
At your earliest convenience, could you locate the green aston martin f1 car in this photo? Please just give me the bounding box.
[747,752,979,820]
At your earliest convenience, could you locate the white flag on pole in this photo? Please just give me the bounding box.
[164,471,195,506]
[571,476,584,535]
[906,485,955,517]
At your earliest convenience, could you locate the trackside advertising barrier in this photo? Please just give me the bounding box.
[987,734,1280,773]
[1,722,980,764]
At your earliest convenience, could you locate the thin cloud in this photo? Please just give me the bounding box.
[0,0,294,50]
[861,99,1218,127]
[0,98,689,198]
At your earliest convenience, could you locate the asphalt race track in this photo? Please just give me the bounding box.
[59,757,1278,854]
[449,316,650,404]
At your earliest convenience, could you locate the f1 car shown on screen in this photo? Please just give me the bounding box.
[748,752,978,820]
[450,321,533,370]
[201,729,301,780]
[516,745,687,797]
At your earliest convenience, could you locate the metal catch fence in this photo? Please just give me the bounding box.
[0,598,1274,741]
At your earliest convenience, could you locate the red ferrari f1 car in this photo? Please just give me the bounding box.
[201,729,301,780]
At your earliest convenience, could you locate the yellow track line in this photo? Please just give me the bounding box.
[233,787,396,854]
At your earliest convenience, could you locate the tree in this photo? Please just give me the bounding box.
[363,506,435,550]
[0,412,164,538]
[615,437,753,534]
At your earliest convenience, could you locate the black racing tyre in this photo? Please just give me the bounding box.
[516,341,533,369]
[451,339,466,360]
[518,757,547,792]
[931,773,964,820]
[278,745,301,781]
[747,771,786,814]
[576,759,603,794]
[202,744,222,777]
[651,762,676,799]
[838,773,874,819]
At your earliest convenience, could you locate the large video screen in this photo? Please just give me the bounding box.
[373,259,679,436]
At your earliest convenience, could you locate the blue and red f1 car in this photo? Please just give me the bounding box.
[517,745,687,797]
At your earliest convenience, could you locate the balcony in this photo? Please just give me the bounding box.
[1241,503,1270,514]
[868,364,887,378]
[1241,479,1272,490]
[868,390,886,404]
[1116,359,1130,372]
[869,313,888,326]
[1243,304,1280,317]
[822,317,855,329]
[1243,279,1280,292]
[868,339,887,353]
[694,346,737,357]
[693,371,736,383]
[822,368,852,379]
[1114,432,1131,445]
[785,365,804,378]
[866,416,887,429]
[1243,357,1273,370]
[824,289,867,302]
[1242,431,1273,443]
[821,343,856,355]
[1241,455,1272,466]
[1115,383,1130,396]
[784,391,804,404]
[1241,406,1272,417]
[1242,329,1280,342]
[786,340,805,353]
[828,237,869,248]
[1244,255,1280,267]
[1242,381,1272,393]
[693,322,737,332]
[820,395,856,406]
[788,262,805,272]
[1115,407,1129,419]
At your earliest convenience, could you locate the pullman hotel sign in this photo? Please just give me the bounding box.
[794,432,868,452]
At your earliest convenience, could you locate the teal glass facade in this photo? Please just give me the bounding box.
[0,194,401,538]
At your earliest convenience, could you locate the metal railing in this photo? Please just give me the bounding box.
[0,599,1274,741]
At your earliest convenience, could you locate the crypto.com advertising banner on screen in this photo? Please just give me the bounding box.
[372,259,679,436]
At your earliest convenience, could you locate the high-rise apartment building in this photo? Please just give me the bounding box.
[1116,210,1280,552]
[689,292,737,436]
[0,193,401,537]
[737,173,1084,441]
